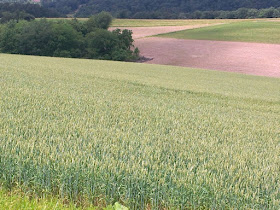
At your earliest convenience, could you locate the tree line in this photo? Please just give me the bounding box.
[0,2,61,17]
[1,1,280,19]
[39,0,280,18]
[0,2,62,23]
[127,7,280,19]
[0,12,139,61]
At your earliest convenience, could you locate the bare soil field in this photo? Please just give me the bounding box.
[135,37,280,78]
[111,24,280,77]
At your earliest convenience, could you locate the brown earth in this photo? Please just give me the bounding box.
[135,37,280,78]
[110,24,221,39]
[111,25,280,78]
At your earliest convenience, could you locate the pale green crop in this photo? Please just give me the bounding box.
[0,54,279,209]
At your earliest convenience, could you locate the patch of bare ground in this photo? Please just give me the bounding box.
[110,24,222,39]
[135,37,280,78]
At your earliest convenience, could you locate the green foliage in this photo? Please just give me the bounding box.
[158,21,280,44]
[181,7,280,19]
[0,11,35,23]
[51,22,83,57]
[0,19,83,57]
[2,0,280,19]
[112,29,139,61]
[86,29,117,59]
[70,0,280,18]
[0,2,62,18]
[69,18,88,35]
[0,188,78,209]
[41,0,83,15]
[12,19,57,56]
[113,202,129,210]
[91,11,113,30]
[0,53,279,209]
[0,188,127,209]
[86,12,113,32]
[0,15,138,61]
[85,28,138,61]
[106,202,129,210]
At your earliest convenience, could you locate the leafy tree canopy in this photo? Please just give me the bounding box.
[0,12,139,61]
[39,0,280,17]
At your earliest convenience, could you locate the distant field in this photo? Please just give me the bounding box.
[111,19,241,27]
[47,18,245,27]
[111,18,280,27]
[158,21,280,44]
[0,54,279,209]
[46,18,280,28]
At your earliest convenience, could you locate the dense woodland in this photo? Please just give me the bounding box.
[1,0,280,19]
[77,0,280,18]
[39,0,280,18]
[0,12,139,61]
[0,2,61,23]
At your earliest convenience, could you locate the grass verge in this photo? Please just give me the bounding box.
[0,188,82,209]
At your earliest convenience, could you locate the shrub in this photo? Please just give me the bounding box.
[0,13,139,61]
[86,11,113,32]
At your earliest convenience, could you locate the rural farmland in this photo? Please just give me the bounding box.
[113,20,280,77]
[0,50,280,208]
[0,7,280,209]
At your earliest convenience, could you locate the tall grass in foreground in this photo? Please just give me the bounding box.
[0,188,125,209]
[0,54,279,209]
[0,188,78,209]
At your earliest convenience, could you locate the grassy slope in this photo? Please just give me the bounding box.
[0,54,280,209]
[47,18,243,27]
[46,18,280,27]
[111,18,279,27]
[158,21,280,44]
[111,19,241,27]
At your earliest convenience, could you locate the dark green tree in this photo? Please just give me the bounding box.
[86,11,113,32]
[0,14,138,61]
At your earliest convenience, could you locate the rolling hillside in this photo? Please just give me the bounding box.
[0,53,279,209]
[158,21,280,44]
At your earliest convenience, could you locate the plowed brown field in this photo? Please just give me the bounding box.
[136,37,280,77]
[111,25,280,78]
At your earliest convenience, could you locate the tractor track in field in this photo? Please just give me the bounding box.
[111,25,280,78]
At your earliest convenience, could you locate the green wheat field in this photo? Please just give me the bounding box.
[0,53,280,209]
